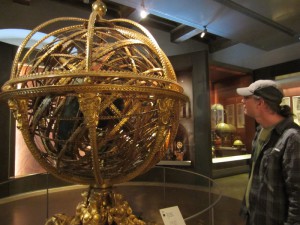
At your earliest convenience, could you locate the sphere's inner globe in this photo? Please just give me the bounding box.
[27,92,176,185]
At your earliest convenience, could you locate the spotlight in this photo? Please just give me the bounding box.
[140,0,149,19]
[200,26,207,38]
[140,9,148,19]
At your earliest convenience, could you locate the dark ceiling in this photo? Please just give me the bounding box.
[6,0,300,72]
[13,0,232,53]
[45,0,300,50]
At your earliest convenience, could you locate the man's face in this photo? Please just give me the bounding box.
[241,95,261,118]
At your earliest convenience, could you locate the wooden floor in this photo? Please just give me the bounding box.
[0,174,248,225]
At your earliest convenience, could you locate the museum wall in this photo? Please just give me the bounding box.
[0,42,16,183]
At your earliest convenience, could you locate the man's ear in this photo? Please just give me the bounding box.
[259,98,272,112]
[256,98,266,110]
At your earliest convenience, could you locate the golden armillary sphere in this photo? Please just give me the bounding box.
[0,0,188,224]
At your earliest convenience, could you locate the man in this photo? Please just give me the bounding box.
[236,79,300,225]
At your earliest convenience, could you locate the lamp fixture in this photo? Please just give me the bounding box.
[140,0,149,19]
[200,26,207,38]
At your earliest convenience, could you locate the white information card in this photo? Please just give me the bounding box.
[159,206,186,225]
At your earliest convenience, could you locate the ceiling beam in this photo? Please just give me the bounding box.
[170,24,203,43]
[213,0,298,38]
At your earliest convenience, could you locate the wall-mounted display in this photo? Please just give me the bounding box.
[236,103,245,128]
[281,96,291,106]
[225,104,235,126]
[292,96,300,125]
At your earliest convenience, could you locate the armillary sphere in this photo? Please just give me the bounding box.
[0,1,189,224]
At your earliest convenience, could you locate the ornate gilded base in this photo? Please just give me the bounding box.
[45,186,146,225]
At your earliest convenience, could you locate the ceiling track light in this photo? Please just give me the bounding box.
[200,26,207,38]
[140,0,149,19]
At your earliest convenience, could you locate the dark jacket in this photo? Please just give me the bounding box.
[241,117,300,225]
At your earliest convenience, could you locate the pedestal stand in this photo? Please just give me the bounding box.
[45,186,146,225]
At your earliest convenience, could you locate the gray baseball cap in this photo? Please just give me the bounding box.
[236,80,283,103]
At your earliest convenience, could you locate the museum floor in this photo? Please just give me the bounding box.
[0,173,248,225]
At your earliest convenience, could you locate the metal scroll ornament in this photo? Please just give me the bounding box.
[0,1,188,224]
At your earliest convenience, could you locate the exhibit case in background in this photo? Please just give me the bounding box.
[210,70,254,177]
[210,70,300,177]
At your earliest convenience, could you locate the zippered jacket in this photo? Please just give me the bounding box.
[241,117,300,225]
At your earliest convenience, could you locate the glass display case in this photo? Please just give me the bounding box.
[210,72,254,177]
[0,167,222,225]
